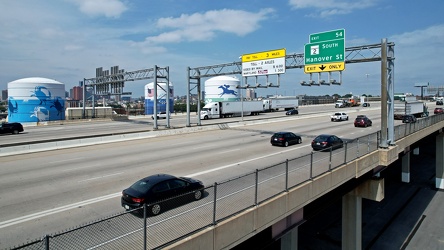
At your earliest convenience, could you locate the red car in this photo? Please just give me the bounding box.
[434,108,444,114]
[354,116,372,127]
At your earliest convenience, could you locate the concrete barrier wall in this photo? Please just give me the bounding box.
[0,123,223,157]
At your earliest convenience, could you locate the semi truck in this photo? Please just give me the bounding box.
[200,101,263,119]
[348,96,360,107]
[335,96,360,108]
[335,99,347,108]
[394,101,428,119]
[262,98,299,112]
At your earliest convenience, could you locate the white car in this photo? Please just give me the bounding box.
[152,111,170,119]
[330,112,348,122]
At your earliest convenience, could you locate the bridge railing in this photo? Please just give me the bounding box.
[11,114,444,250]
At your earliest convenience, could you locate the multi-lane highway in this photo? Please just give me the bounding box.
[0,104,377,146]
[0,102,434,248]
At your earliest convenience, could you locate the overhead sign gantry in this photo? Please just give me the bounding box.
[187,39,394,148]
[83,65,170,129]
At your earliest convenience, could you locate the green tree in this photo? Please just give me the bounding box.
[0,102,6,112]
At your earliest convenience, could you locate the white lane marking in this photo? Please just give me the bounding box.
[0,144,310,228]
[217,148,240,154]
[63,165,101,172]
[171,141,194,146]
[0,193,121,229]
[49,158,84,164]
[189,145,208,150]
[185,144,311,178]
[77,172,124,183]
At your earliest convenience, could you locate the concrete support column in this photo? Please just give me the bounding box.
[341,178,384,250]
[281,227,298,250]
[273,209,303,250]
[401,147,410,183]
[342,193,362,250]
[436,133,444,189]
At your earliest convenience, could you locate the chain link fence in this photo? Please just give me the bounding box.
[10,114,444,250]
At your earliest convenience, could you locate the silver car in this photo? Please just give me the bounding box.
[152,111,170,119]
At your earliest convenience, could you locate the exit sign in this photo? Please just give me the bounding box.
[304,29,345,73]
[309,29,345,43]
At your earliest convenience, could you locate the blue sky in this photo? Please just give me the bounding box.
[1,0,443,98]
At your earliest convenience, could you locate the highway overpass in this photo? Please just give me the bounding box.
[162,116,444,250]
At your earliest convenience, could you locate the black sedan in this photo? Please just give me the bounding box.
[286,109,299,115]
[402,115,417,123]
[121,174,204,215]
[0,122,24,134]
[311,134,343,151]
[271,132,302,147]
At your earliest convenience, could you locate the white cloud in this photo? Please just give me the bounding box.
[69,0,128,18]
[288,0,377,17]
[391,24,444,46]
[137,8,275,50]
[389,24,444,84]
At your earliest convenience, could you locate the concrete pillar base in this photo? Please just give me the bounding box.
[436,178,444,189]
[402,172,410,183]
[436,133,444,189]
[281,228,298,250]
[342,178,384,250]
[402,149,410,183]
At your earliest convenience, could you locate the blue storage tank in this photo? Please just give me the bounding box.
[7,77,65,122]
[144,82,174,115]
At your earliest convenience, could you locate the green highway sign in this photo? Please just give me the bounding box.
[309,29,345,43]
[304,29,345,73]
[304,39,345,65]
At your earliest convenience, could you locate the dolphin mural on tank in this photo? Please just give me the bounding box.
[30,86,51,105]
[8,98,18,117]
[50,97,64,116]
[30,106,50,122]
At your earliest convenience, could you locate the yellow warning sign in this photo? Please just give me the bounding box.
[304,62,345,73]
[242,49,286,63]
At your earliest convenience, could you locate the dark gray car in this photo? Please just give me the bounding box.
[0,122,24,134]
[121,174,204,215]
[311,134,343,151]
[271,132,302,147]
[402,115,417,123]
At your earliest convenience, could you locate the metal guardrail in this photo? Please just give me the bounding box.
[9,114,444,250]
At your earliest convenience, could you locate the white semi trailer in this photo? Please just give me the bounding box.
[262,98,299,112]
[394,101,428,119]
[200,101,263,119]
